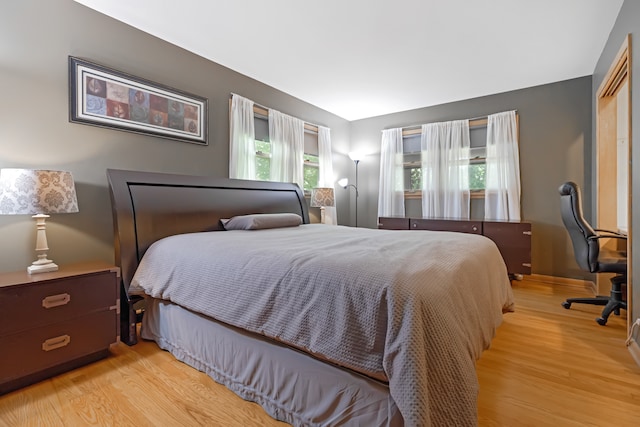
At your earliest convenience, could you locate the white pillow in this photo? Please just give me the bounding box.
[220,213,302,230]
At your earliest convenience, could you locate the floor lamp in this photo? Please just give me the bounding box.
[338,152,362,227]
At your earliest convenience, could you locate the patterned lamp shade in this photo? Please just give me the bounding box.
[0,169,79,215]
[310,187,335,208]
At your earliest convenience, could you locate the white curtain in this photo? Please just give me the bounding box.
[421,120,470,219]
[318,126,337,224]
[377,128,405,218]
[485,110,521,220]
[269,109,304,189]
[229,94,256,180]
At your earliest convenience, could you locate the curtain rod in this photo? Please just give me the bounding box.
[466,109,518,121]
[384,110,518,133]
[230,93,324,131]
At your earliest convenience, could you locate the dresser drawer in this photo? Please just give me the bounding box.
[0,309,116,384]
[483,222,532,275]
[483,222,532,248]
[410,218,483,234]
[378,217,410,230]
[0,271,117,336]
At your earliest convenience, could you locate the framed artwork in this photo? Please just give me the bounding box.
[69,56,208,145]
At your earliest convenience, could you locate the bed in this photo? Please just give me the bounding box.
[107,168,515,427]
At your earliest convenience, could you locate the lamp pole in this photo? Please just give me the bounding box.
[345,152,364,228]
[354,159,359,227]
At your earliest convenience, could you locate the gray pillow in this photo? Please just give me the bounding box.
[220,213,302,230]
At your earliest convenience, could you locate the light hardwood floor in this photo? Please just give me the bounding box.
[477,279,640,426]
[1,278,639,426]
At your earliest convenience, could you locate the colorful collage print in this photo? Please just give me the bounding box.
[84,75,200,136]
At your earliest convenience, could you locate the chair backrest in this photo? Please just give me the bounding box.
[558,182,599,273]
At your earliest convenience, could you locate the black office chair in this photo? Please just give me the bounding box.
[558,182,627,325]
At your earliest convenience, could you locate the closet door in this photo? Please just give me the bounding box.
[596,34,631,329]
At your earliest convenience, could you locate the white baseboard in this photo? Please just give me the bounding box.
[628,340,640,368]
[627,341,640,366]
[525,274,597,294]
[627,319,640,368]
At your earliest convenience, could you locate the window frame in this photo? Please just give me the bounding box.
[251,105,320,195]
[401,118,494,200]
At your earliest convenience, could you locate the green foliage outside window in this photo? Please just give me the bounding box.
[255,140,271,181]
[303,153,319,193]
[402,131,487,194]
[410,168,422,191]
[405,163,486,191]
[254,140,319,192]
[469,163,486,190]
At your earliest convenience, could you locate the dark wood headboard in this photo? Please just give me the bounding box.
[106,169,309,344]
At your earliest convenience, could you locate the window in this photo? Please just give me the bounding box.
[303,153,319,193]
[469,147,486,191]
[402,133,422,197]
[402,120,489,198]
[254,115,319,193]
[468,124,488,196]
[255,139,271,181]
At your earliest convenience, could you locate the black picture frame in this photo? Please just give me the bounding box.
[69,56,208,145]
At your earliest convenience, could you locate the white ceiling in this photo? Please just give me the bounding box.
[74,0,623,121]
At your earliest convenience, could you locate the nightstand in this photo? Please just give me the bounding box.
[0,261,119,395]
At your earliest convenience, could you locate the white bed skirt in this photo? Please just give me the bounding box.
[141,298,403,427]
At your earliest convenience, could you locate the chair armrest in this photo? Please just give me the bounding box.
[588,234,627,242]
[594,228,627,237]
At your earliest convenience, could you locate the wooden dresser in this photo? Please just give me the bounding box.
[378,217,532,277]
[0,261,119,395]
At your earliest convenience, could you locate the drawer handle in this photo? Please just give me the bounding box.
[522,263,532,267]
[523,231,532,236]
[42,334,71,352]
[42,293,71,309]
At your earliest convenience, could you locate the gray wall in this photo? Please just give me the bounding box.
[0,0,351,273]
[0,0,608,286]
[349,77,593,280]
[593,0,639,325]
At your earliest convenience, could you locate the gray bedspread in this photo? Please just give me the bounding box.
[129,224,514,426]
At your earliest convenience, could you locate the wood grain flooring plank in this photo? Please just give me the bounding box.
[1,278,639,426]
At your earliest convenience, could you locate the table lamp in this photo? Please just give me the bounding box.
[0,169,79,274]
[310,187,335,224]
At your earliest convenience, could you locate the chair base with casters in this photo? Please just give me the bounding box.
[561,274,626,325]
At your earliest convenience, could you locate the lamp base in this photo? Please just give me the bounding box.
[28,213,59,274]
[28,260,59,274]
